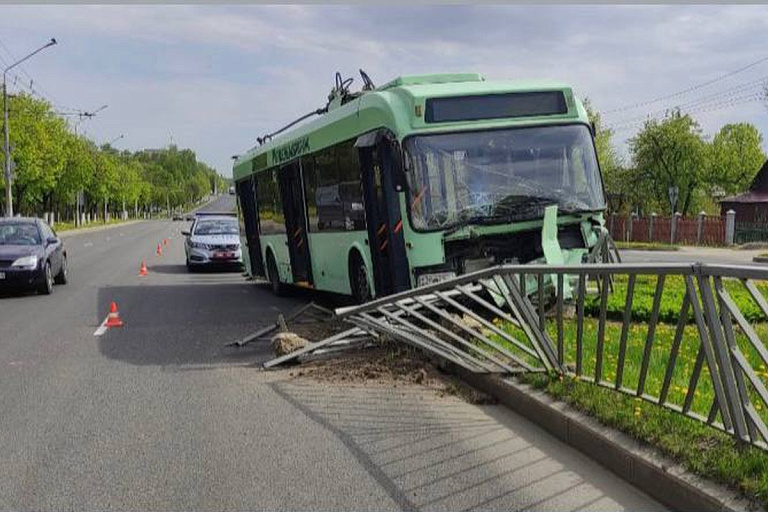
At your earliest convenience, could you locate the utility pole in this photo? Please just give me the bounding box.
[2,38,57,217]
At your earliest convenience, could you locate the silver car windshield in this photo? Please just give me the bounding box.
[193,219,238,236]
[404,124,605,231]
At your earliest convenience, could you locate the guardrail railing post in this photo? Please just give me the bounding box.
[696,272,749,441]
[725,209,736,246]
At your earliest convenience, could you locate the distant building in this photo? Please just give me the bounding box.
[720,159,768,223]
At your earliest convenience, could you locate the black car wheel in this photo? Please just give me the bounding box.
[54,255,68,285]
[37,261,53,295]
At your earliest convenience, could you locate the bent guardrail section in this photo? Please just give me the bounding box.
[267,262,768,450]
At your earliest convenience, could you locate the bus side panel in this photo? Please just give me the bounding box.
[307,231,373,295]
[398,193,445,282]
[260,234,291,283]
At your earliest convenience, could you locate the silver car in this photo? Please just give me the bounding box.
[183,215,243,271]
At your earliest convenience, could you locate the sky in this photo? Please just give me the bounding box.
[1,4,767,177]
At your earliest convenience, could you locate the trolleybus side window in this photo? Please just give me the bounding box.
[304,139,365,232]
[256,169,286,234]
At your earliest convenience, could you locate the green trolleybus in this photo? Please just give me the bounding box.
[233,72,607,302]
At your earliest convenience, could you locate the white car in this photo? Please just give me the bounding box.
[182,214,243,271]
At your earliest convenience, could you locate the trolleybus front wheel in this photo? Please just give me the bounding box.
[267,252,287,296]
[349,252,371,304]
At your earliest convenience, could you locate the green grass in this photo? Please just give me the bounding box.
[583,274,768,323]
[615,241,680,251]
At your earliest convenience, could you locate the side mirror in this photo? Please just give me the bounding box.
[181,230,190,237]
[46,236,59,246]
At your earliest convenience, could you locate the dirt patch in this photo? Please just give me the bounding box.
[288,343,496,405]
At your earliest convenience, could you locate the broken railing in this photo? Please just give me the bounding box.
[265,262,768,450]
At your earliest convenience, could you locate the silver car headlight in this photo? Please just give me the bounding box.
[190,241,209,250]
[11,255,38,268]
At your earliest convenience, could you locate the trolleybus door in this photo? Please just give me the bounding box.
[359,138,411,296]
[237,176,264,277]
[278,160,313,285]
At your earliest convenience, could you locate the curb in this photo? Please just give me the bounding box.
[752,256,768,264]
[445,365,752,512]
[58,220,144,238]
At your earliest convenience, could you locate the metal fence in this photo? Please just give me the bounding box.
[285,262,768,450]
[735,221,768,245]
[608,213,729,246]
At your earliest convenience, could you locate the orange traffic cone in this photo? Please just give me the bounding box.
[163,238,168,246]
[139,259,148,277]
[156,243,162,257]
[105,301,124,328]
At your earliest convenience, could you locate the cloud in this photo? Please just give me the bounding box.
[1,5,767,175]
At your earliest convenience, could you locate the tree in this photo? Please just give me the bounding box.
[582,98,632,213]
[629,110,707,215]
[707,123,765,195]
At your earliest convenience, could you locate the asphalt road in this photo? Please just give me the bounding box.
[621,246,768,266]
[0,196,665,511]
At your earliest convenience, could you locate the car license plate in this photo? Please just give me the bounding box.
[0,272,5,279]
[212,252,231,259]
[417,271,456,288]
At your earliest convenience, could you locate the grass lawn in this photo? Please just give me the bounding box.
[584,274,768,323]
[485,274,768,506]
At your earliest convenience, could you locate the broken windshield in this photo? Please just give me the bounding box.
[403,124,605,231]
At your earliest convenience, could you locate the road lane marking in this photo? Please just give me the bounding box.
[83,242,93,247]
[93,316,109,336]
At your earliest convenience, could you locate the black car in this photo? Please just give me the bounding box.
[0,217,68,295]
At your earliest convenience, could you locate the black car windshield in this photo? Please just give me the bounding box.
[404,124,605,230]
[0,223,42,245]
[193,219,239,236]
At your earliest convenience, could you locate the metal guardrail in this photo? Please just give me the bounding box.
[294,262,768,450]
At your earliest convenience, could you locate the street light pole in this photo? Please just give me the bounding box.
[2,38,57,217]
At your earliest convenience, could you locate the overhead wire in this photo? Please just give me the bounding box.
[603,54,768,116]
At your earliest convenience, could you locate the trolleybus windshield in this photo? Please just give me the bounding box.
[404,124,605,231]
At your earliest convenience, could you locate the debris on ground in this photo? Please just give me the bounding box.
[271,332,310,357]
[289,343,497,405]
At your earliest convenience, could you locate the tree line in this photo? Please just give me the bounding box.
[0,92,228,223]
[586,99,766,217]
